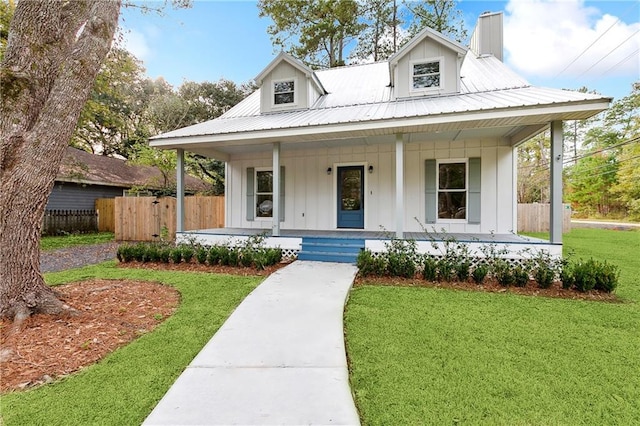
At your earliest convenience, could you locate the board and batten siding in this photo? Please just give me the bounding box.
[226,137,515,234]
[46,182,124,211]
[259,61,314,114]
[394,38,461,98]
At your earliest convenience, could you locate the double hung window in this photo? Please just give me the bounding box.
[256,170,273,218]
[274,80,295,105]
[437,162,466,220]
[412,59,441,91]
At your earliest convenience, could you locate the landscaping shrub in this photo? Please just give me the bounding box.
[227,248,240,267]
[132,243,146,262]
[357,250,386,277]
[513,266,529,287]
[594,261,619,293]
[572,258,619,293]
[254,248,283,270]
[240,249,254,267]
[181,246,194,263]
[116,244,134,262]
[169,247,182,264]
[207,246,222,265]
[195,247,208,264]
[142,244,160,263]
[494,260,514,286]
[471,263,488,284]
[573,260,597,292]
[384,238,418,278]
[422,256,437,281]
[560,263,575,289]
[455,260,471,282]
[158,246,172,263]
[436,258,455,282]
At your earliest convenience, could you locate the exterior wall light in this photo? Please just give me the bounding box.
[368,165,374,173]
[327,167,332,175]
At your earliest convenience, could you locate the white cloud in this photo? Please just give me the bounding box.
[503,0,640,79]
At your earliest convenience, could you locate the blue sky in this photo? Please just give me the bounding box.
[120,0,639,101]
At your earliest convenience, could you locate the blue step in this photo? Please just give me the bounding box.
[298,237,365,263]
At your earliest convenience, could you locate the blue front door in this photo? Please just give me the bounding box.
[337,166,364,229]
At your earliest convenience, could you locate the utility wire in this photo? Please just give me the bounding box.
[597,47,640,78]
[578,28,640,77]
[519,136,640,171]
[554,1,639,79]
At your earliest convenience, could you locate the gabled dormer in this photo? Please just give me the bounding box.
[388,27,467,99]
[255,52,327,114]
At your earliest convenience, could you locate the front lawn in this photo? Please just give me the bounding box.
[41,232,115,251]
[345,228,640,424]
[0,263,261,426]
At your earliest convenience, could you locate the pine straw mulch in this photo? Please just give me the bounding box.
[354,274,622,302]
[0,279,180,394]
[0,262,288,394]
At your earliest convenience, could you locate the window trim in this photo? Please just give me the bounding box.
[255,168,274,219]
[272,77,297,108]
[409,57,443,94]
[436,158,467,223]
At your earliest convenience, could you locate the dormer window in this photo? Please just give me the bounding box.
[273,79,295,105]
[411,58,442,92]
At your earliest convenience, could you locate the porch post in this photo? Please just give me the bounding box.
[395,133,404,239]
[550,121,563,244]
[272,142,281,237]
[176,148,185,233]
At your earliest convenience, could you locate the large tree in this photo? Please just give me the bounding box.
[258,0,363,68]
[71,47,148,157]
[404,0,467,43]
[350,0,401,63]
[0,1,122,321]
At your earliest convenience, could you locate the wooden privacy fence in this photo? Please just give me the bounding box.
[95,198,115,232]
[42,210,97,236]
[518,203,571,233]
[114,196,225,241]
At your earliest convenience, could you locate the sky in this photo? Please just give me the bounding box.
[120,0,640,102]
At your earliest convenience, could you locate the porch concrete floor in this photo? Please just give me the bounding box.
[182,227,551,244]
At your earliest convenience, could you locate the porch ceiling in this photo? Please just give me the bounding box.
[157,116,576,159]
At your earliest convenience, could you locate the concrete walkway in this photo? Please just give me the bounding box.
[143,261,361,426]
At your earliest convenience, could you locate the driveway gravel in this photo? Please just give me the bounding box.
[40,242,120,273]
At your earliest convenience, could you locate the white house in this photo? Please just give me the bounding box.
[150,12,610,262]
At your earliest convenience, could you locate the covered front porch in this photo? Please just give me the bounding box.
[177,227,560,264]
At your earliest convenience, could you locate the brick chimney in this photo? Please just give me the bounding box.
[469,11,504,61]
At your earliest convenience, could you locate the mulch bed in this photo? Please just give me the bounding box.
[117,260,291,276]
[0,279,179,393]
[354,274,622,302]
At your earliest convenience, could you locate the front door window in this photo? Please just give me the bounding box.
[337,166,364,229]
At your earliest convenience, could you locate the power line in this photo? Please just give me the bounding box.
[518,135,640,171]
[578,28,640,77]
[553,1,639,79]
[597,47,640,78]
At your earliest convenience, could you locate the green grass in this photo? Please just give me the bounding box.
[345,228,640,425]
[1,262,261,426]
[40,232,115,251]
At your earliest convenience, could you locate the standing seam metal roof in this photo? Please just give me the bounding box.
[151,52,609,142]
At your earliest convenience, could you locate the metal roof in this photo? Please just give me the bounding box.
[151,51,610,148]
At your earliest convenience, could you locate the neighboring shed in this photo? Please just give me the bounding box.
[47,147,208,211]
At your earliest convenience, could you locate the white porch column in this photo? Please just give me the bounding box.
[550,121,563,244]
[272,142,281,237]
[176,148,185,233]
[395,134,404,239]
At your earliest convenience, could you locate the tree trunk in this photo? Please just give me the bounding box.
[0,0,121,321]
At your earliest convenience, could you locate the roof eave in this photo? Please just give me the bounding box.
[150,98,610,149]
